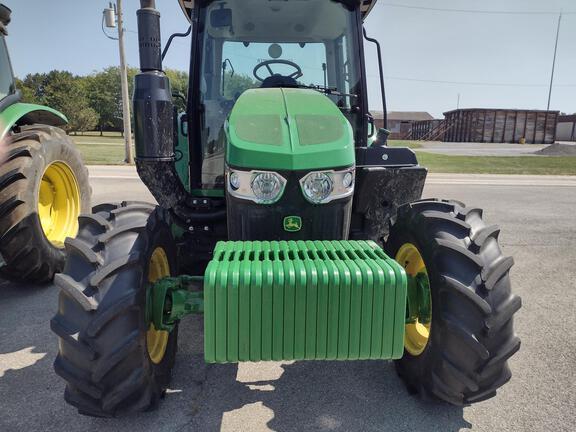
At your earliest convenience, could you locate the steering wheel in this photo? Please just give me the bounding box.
[253,59,303,82]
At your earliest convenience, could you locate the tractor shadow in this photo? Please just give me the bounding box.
[182,316,471,432]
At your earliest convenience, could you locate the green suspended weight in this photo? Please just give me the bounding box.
[203,240,408,363]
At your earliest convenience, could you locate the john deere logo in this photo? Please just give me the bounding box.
[283,216,302,232]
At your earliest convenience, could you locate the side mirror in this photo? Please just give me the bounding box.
[211,7,232,28]
[376,128,390,146]
[0,4,11,34]
[0,4,11,26]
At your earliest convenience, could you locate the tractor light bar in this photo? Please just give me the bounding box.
[227,168,287,204]
[300,169,355,204]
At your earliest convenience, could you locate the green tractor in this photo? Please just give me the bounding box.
[0,3,91,284]
[52,0,521,417]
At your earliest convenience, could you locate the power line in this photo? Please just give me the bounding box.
[377,75,576,88]
[379,3,576,16]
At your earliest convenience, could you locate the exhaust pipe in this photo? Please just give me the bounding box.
[134,0,226,223]
[133,0,191,218]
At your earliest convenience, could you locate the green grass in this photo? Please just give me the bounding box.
[417,153,576,175]
[71,132,126,146]
[70,133,131,164]
[70,133,576,175]
[388,140,423,149]
[75,143,133,165]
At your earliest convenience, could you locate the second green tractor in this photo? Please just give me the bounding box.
[0,4,91,285]
[52,0,521,417]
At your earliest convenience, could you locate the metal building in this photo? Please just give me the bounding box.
[556,115,576,141]
[371,111,434,140]
[443,109,559,144]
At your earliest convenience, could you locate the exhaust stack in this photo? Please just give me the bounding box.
[133,0,190,216]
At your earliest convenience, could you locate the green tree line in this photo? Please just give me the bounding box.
[16,67,189,134]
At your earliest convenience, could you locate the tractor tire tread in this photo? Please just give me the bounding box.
[52,202,177,417]
[54,273,98,311]
[387,199,520,406]
[0,125,91,283]
[89,252,141,287]
[64,237,103,266]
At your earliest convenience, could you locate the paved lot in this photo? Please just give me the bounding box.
[1,168,575,431]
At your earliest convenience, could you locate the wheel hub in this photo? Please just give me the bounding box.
[38,161,81,248]
[147,247,171,364]
[396,243,432,356]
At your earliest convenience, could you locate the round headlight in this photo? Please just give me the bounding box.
[343,172,354,188]
[302,172,334,203]
[251,172,283,203]
[229,172,240,190]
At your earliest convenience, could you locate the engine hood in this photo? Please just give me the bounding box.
[225,88,354,171]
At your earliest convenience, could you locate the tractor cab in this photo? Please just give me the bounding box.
[193,0,367,189]
[134,0,421,243]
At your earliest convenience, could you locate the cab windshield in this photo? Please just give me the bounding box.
[195,0,364,188]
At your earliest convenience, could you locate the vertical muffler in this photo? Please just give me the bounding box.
[133,0,190,216]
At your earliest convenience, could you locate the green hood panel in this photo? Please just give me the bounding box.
[226,88,354,170]
[0,102,68,138]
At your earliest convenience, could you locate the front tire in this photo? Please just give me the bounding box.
[0,125,91,283]
[51,202,178,417]
[386,199,521,405]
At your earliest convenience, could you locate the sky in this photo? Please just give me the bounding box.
[4,0,575,118]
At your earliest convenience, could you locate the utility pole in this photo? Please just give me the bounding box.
[547,12,562,112]
[103,1,134,164]
[457,93,461,110]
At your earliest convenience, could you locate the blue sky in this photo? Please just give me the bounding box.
[5,0,575,118]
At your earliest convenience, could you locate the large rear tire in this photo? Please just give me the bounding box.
[386,199,521,405]
[51,202,178,417]
[0,125,91,283]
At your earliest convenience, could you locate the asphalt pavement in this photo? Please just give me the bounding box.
[1,167,575,431]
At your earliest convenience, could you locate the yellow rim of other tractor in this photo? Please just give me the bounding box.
[396,243,432,356]
[147,247,170,364]
[38,161,81,248]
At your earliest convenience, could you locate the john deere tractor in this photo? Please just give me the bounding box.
[0,3,91,284]
[52,0,521,417]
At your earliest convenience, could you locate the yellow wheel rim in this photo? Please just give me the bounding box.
[396,243,432,356]
[147,247,170,364]
[38,161,81,248]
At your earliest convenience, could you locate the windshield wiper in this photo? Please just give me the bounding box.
[295,84,358,99]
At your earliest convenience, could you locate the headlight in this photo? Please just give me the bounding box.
[300,169,355,204]
[229,171,241,190]
[251,172,284,203]
[227,168,286,204]
[301,172,333,203]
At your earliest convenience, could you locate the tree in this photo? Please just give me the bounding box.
[165,68,189,112]
[222,72,258,100]
[14,66,194,134]
[41,71,99,134]
[14,77,37,104]
[85,67,123,134]
[71,106,99,133]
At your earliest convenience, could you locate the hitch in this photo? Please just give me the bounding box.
[148,276,204,332]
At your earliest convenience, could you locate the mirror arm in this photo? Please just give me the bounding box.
[162,25,192,61]
[363,27,388,129]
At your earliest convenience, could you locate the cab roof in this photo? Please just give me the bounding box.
[178,0,377,22]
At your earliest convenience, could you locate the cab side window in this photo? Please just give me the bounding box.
[0,37,15,101]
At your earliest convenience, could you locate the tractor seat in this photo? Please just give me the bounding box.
[260,74,299,89]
